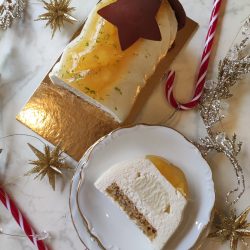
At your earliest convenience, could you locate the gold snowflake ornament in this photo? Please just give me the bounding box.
[26,143,72,190]
[36,0,77,37]
[209,207,250,249]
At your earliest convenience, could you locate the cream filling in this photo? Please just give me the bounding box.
[95,158,187,250]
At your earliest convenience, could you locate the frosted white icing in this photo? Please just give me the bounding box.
[50,0,178,123]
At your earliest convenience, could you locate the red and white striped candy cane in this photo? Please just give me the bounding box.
[165,0,223,110]
[0,187,49,250]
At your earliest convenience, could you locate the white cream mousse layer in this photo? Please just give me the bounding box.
[95,156,188,250]
[50,0,178,123]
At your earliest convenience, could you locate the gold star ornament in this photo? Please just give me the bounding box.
[26,143,72,190]
[209,207,250,249]
[36,0,77,37]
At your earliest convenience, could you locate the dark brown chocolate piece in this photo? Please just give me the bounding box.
[168,0,186,30]
[98,0,186,50]
[98,0,162,50]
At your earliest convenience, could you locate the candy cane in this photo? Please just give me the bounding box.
[165,0,223,110]
[0,187,49,250]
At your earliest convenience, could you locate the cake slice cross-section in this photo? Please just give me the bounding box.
[95,156,188,250]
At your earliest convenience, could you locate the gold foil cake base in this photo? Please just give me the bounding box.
[17,81,119,161]
[17,18,197,161]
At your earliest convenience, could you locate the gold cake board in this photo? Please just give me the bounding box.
[17,18,198,161]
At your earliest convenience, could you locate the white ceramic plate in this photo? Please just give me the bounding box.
[70,125,215,250]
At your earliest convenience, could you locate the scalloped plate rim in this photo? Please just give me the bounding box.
[70,124,215,250]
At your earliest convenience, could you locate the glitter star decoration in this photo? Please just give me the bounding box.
[98,0,162,50]
[26,143,72,190]
[36,0,77,37]
[209,207,250,249]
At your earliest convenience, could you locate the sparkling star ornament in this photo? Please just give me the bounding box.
[98,0,162,50]
[209,207,250,250]
[26,143,72,190]
[36,0,77,37]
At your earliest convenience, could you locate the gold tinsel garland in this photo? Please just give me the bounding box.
[195,15,250,249]
[197,37,250,205]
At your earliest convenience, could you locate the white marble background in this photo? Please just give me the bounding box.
[0,0,249,249]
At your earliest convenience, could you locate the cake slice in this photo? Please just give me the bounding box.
[95,155,188,250]
[50,0,185,123]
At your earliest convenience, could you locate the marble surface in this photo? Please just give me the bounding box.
[0,0,249,249]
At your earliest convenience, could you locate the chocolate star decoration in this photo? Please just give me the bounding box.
[98,0,162,50]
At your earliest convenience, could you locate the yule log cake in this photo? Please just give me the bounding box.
[95,156,188,250]
[50,0,186,123]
